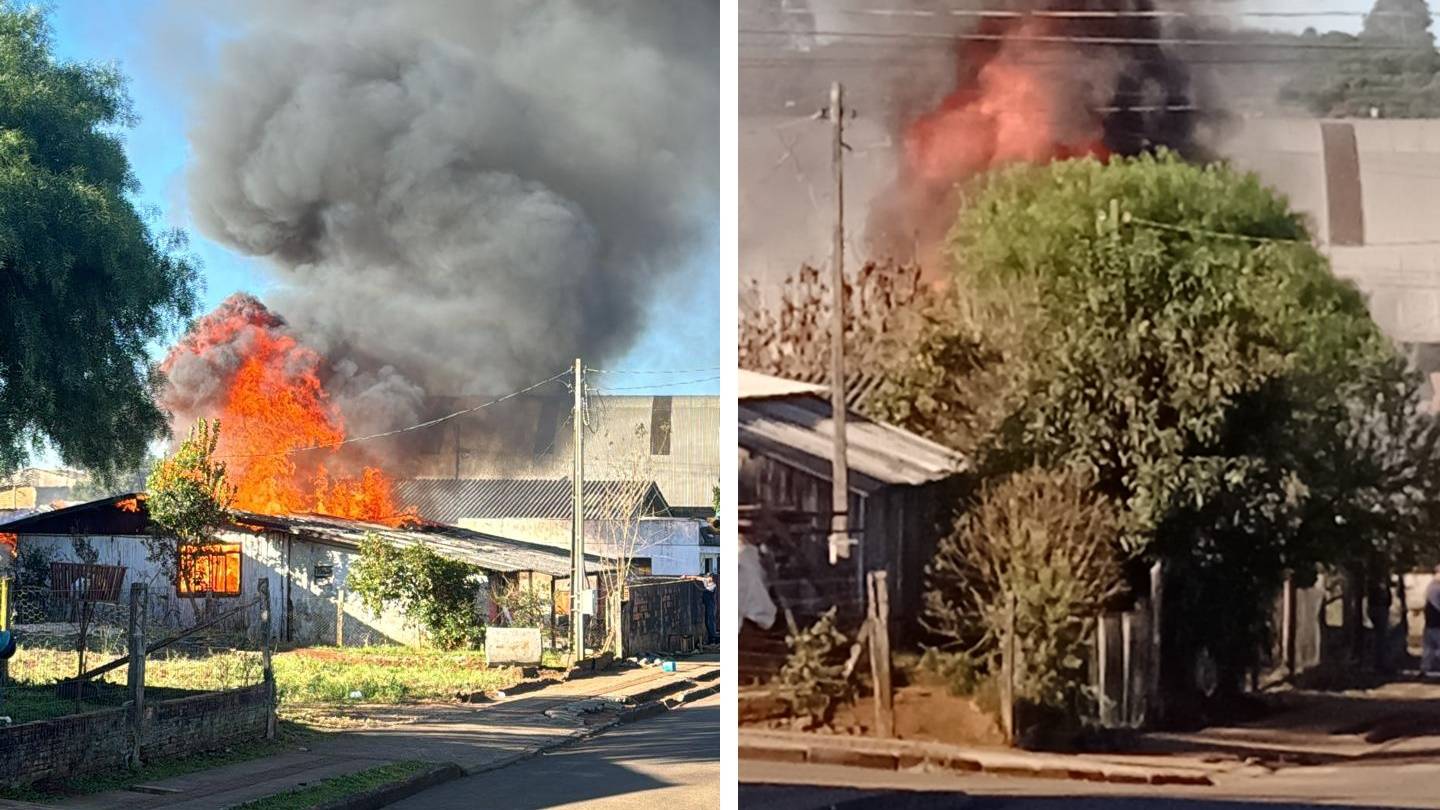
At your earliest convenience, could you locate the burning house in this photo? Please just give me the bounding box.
[0,494,605,647]
[127,2,720,582]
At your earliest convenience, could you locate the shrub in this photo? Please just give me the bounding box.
[348,533,484,650]
[917,647,984,697]
[924,467,1124,714]
[775,607,852,728]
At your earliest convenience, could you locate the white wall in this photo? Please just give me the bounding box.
[12,531,422,647]
[456,517,717,575]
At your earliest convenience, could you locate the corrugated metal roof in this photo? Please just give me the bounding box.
[1,494,602,579]
[739,393,966,493]
[232,511,603,578]
[394,478,669,523]
[739,370,825,399]
[738,368,885,410]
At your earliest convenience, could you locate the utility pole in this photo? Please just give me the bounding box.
[571,357,587,662]
[826,81,852,566]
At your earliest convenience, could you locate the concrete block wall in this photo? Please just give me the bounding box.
[142,683,272,761]
[622,579,708,656]
[0,683,272,788]
[0,706,131,786]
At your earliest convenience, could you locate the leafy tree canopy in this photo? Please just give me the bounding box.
[146,419,233,545]
[0,6,198,481]
[873,152,1440,682]
[889,152,1398,554]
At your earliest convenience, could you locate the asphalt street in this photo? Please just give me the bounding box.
[740,759,1440,810]
[390,693,719,810]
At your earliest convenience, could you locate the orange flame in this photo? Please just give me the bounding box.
[903,18,1110,189]
[0,532,15,555]
[162,296,415,525]
[873,16,1112,272]
[116,495,143,513]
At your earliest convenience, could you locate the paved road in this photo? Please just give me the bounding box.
[392,693,719,810]
[741,759,1440,809]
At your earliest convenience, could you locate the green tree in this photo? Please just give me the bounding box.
[144,418,234,588]
[880,152,1434,688]
[348,533,483,650]
[0,6,198,481]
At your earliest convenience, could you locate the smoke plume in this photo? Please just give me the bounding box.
[178,0,717,436]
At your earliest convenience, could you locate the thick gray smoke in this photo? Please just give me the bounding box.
[181,0,717,434]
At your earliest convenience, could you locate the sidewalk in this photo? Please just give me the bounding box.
[1129,678,1440,768]
[41,655,718,810]
[738,728,1221,787]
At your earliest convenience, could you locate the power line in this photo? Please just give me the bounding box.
[214,368,571,461]
[741,27,1438,51]
[746,6,1436,22]
[1128,215,1440,248]
[594,375,722,392]
[585,366,722,375]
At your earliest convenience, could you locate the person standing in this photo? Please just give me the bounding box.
[699,573,719,646]
[1425,565,1440,678]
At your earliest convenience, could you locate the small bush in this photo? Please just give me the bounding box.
[924,467,1124,716]
[775,607,852,728]
[917,647,984,697]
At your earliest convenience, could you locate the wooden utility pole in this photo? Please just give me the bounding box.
[826,81,852,567]
[571,357,587,661]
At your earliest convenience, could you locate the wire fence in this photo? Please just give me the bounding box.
[2,577,270,726]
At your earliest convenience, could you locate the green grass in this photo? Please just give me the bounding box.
[229,760,432,810]
[2,683,201,725]
[7,645,534,719]
[272,646,521,704]
[0,722,315,803]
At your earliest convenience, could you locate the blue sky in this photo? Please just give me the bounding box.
[45,1,720,397]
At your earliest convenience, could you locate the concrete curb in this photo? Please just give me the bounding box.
[309,763,465,810]
[738,731,1214,788]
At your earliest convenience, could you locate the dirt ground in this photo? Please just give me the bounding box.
[833,686,1006,746]
[742,684,1005,748]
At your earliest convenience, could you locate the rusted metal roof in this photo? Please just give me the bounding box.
[394,478,669,523]
[739,392,966,493]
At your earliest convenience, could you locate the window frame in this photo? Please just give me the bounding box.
[176,542,243,598]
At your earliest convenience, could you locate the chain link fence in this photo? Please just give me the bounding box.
[2,576,271,726]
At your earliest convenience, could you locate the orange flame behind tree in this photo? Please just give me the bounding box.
[161,294,413,525]
[872,15,1116,272]
[862,0,1223,277]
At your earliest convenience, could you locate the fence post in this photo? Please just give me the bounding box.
[1002,591,1017,745]
[258,577,275,740]
[127,582,148,769]
[1149,560,1164,725]
[336,588,345,647]
[866,571,894,738]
